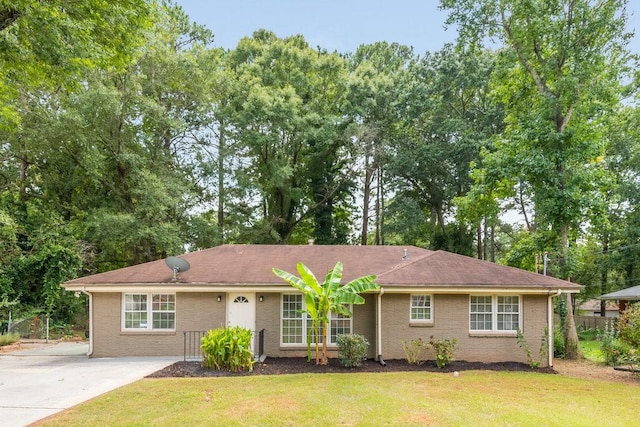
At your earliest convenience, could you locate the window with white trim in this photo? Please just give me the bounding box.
[410,294,433,323]
[281,294,352,345]
[123,293,175,330]
[469,295,520,332]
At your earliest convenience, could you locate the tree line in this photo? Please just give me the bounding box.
[0,0,638,326]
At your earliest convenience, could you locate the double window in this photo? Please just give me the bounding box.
[281,294,351,345]
[123,293,176,331]
[470,295,520,332]
[410,294,433,323]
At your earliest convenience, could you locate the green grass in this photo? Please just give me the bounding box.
[0,332,20,347]
[580,339,605,363]
[37,370,639,426]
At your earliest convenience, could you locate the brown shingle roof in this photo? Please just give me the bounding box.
[63,244,581,291]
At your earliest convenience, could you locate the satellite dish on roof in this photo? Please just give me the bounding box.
[165,256,190,281]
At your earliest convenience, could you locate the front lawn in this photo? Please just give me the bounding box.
[37,370,638,426]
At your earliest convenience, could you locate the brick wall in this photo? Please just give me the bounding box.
[380,293,550,365]
[91,291,551,365]
[91,292,224,357]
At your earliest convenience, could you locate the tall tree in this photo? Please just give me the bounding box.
[227,30,351,243]
[346,42,415,245]
[386,45,502,254]
[442,0,634,358]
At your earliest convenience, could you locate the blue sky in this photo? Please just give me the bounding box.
[176,0,457,54]
[176,0,639,55]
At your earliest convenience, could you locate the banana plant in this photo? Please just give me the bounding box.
[273,261,378,365]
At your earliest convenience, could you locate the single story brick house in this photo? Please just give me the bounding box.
[62,245,581,366]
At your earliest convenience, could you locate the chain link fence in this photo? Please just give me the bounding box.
[7,316,74,340]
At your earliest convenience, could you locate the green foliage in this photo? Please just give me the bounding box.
[601,337,631,366]
[336,334,369,368]
[443,0,635,291]
[201,326,255,372]
[387,45,502,254]
[553,325,566,358]
[0,332,20,347]
[0,0,152,128]
[227,30,353,243]
[599,305,640,368]
[401,338,430,365]
[580,340,605,364]
[273,261,378,365]
[429,336,458,369]
[401,336,459,367]
[598,317,635,367]
[577,326,598,342]
[618,304,640,349]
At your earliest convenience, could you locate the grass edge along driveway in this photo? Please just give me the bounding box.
[36,370,638,426]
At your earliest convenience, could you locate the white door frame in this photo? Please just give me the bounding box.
[226,292,256,351]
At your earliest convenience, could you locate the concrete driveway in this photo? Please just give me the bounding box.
[0,342,179,427]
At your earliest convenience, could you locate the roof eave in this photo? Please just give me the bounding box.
[63,283,580,294]
[380,285,580,294]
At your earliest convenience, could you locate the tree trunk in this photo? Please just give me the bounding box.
[217,123,226,242]
[563,293,582,360]
[600,234,609,317]
[320,319,328,365]
[490,223,495,263]
[375,166,384,245]
[314,322,320,365]
[477,223,483,260]
[361,153,372,246]
[483,218,488,261]
[560,223,582,360]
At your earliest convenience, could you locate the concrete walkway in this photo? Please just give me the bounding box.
[0,342,179,427]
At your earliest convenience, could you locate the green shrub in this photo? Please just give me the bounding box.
[618,304,640,349]
[201,326,255,372]
[336,334,369,368]
[401,338,430,365]
[598,316,640,367]
[601,338,631,366]
[429,336,457,369]
[553,325,565,358]
[0,332,20,347]
[599,319,620,365]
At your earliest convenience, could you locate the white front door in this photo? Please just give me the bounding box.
[227,293,256,350]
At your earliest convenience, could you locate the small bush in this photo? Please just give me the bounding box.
[201,326,255,372]
[337,334,369,368]
[599,311,640,368]
[553,325,565,358]
[402,338,430,365]
[0,332,20,347]
[601,338,631,366]
[618,304,640,349]
[429,336,457,368]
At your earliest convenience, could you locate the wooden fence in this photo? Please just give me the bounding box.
[574,315,616,331]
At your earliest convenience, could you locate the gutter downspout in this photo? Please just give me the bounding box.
[377,288,386,366]
[548,290,562,367]
[81,289,94,357]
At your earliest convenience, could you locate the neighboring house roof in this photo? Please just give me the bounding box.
[600,285,640,301]
[578,299,619,312]
[63,244,582,292]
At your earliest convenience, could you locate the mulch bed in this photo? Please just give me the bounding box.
[146,357,556,378]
